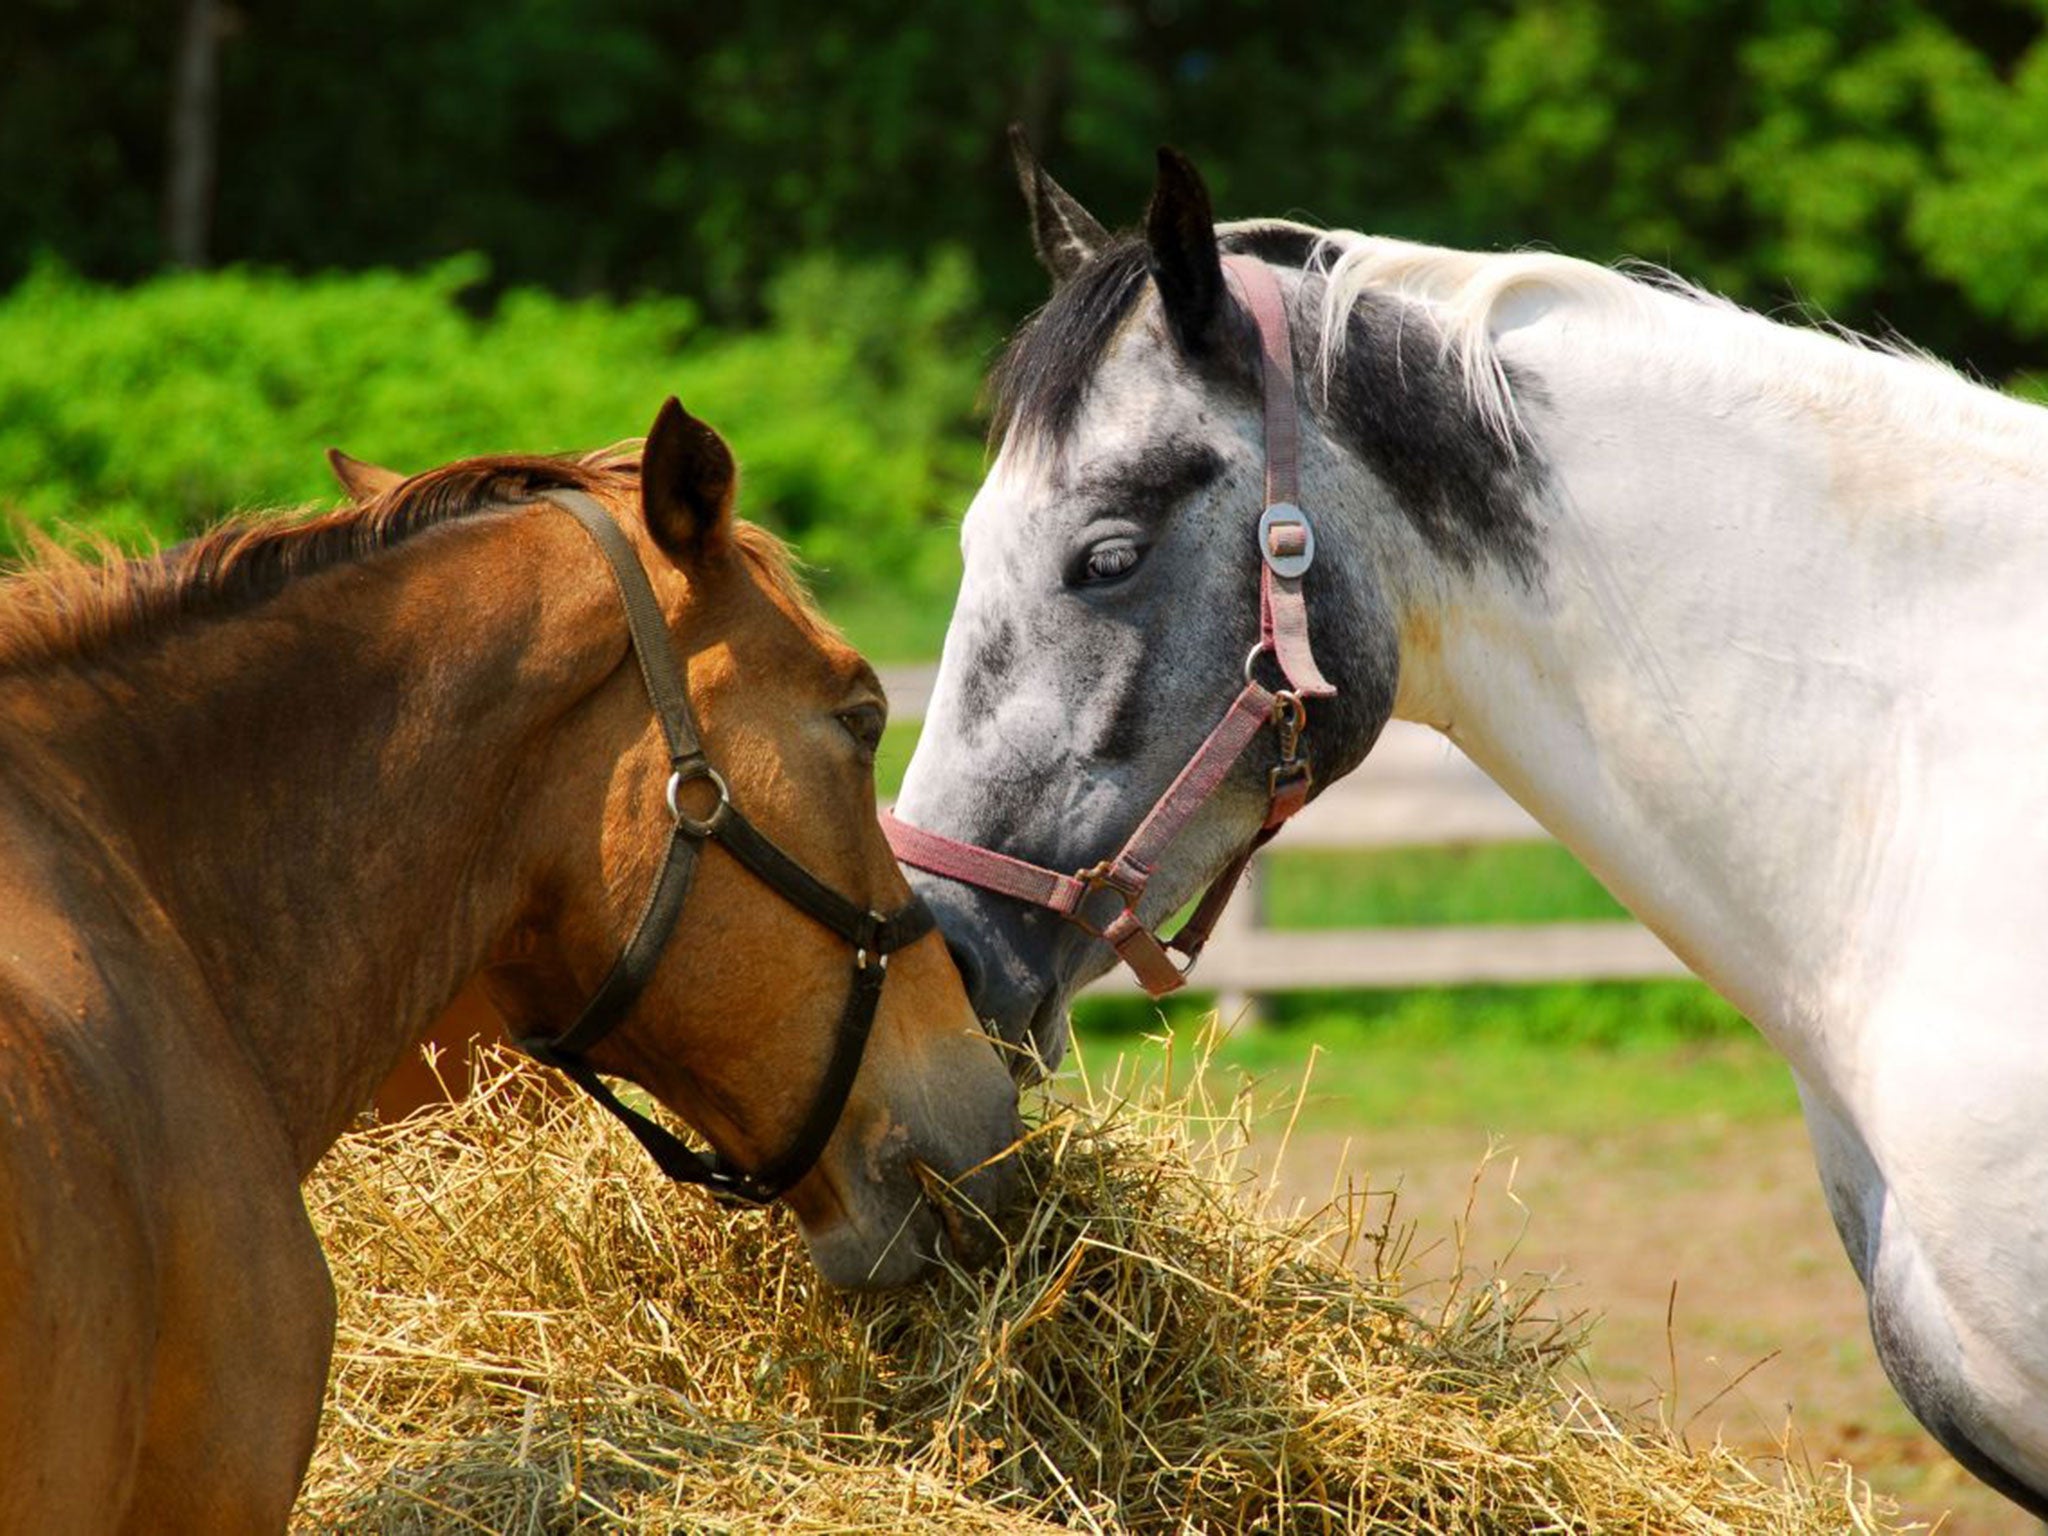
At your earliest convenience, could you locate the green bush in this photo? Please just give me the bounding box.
[0,253,992,656]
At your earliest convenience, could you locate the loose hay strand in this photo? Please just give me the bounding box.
[296,1033,1907,1534]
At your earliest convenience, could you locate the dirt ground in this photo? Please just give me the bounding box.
[1266,1118,2038,1535]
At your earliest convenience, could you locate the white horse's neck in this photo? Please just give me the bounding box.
[1380,297,2048,1094]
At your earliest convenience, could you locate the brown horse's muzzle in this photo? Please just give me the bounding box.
[791,1030,1024,1290]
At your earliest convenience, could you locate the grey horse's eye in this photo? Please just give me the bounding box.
[1077,541,1143,585]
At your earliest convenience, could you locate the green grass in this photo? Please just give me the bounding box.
[1076,978,1748,1048]
[1064,988,1789,1136]
[875,718,921,799]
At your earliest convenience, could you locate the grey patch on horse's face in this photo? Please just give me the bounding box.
[988,236,1155,453]
[992,225,1547,582]
[1064,440,1227,533]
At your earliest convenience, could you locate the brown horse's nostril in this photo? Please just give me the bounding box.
[909,1154,1011,1270]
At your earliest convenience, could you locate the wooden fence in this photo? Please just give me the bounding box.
[878,666,1689,1001]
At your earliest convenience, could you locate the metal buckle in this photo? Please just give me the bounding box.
[1271,690,1306,761]
[1077,857,1143,901]
[1258,502,1315,580]
[1069,858,1143,936]
[666,763,731,837]
[855,910,891,971]
[1268,756,1314,800]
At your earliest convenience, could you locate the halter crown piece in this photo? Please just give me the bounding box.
[516,489,935,1206]
[882,256,1335,996]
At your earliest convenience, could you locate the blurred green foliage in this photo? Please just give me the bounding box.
[11,0,2048,376]
[0,252,990,653]
[9,0,2048,656]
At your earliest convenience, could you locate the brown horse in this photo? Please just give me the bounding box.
[0,400,1020,1533]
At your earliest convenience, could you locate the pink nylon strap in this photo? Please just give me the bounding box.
[883,683,1280,997]
[1265,765,1313,829]
[1113,682,1274,880]
[1222,256,1336,700]
[1226,256,1301,507]
[880,812,1085,917]
[1100,907,1189,995]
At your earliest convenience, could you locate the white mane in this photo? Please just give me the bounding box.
[1271,224,2048,467]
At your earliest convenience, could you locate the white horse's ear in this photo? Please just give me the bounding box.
[1010,124,1107,285]
[1145,145,1225,358]
[325,448,404,501]
[641,395,735,563]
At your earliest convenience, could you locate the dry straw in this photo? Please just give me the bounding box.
[296,1032,1903,1533]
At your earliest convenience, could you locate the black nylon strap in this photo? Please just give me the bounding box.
[545,829,702,1059]
[738,955,891,1196]
[535,947,896,1205]
[513,490,936,1207]
[549,489,705,771]
[714,809,936,954]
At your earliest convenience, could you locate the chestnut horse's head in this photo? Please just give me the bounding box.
[345,402,1022,1287]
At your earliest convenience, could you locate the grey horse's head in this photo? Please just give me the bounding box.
[895,141,1442,1075]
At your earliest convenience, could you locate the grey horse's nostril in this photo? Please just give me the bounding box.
[945,938,987,1013]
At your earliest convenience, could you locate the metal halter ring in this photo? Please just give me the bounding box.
[666,764,732,837]
[1245,641,1301,689]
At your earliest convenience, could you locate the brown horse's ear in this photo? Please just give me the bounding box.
[1145,146,1226,358]
[641,396,735,563]
[326,448,404,501]
[1010,123,1107,285]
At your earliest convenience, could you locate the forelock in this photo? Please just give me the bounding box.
[987,238,1152,453]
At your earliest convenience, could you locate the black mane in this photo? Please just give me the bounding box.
[988,236,1153,451]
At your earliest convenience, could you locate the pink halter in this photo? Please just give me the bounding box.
[882,257,1335,997]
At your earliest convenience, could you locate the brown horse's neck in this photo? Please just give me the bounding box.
[0,510,629,1171]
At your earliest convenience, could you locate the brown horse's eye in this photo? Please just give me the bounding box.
[838,702,885,758]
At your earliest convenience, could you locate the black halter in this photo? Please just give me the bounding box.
[514,490,935,1207]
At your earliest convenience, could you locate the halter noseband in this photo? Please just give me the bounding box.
[882,257,1335,997]
[515,489,934,1206]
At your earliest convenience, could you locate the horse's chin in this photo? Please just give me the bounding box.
[798,1200,949,1290]
[790,1133,1020,1290]
[795,1185,1012,1291]
[969,984,1073,1087]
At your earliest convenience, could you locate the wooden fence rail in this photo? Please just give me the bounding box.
[877,667,1689,999]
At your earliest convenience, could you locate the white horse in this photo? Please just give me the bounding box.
[891,141,2048,1517]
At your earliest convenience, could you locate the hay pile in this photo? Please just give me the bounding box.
[296,1039,1901,1533]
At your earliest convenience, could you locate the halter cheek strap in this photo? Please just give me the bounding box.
[1236,258,1336,701]
[516,490,933,1206]
[882,255,1335,997]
